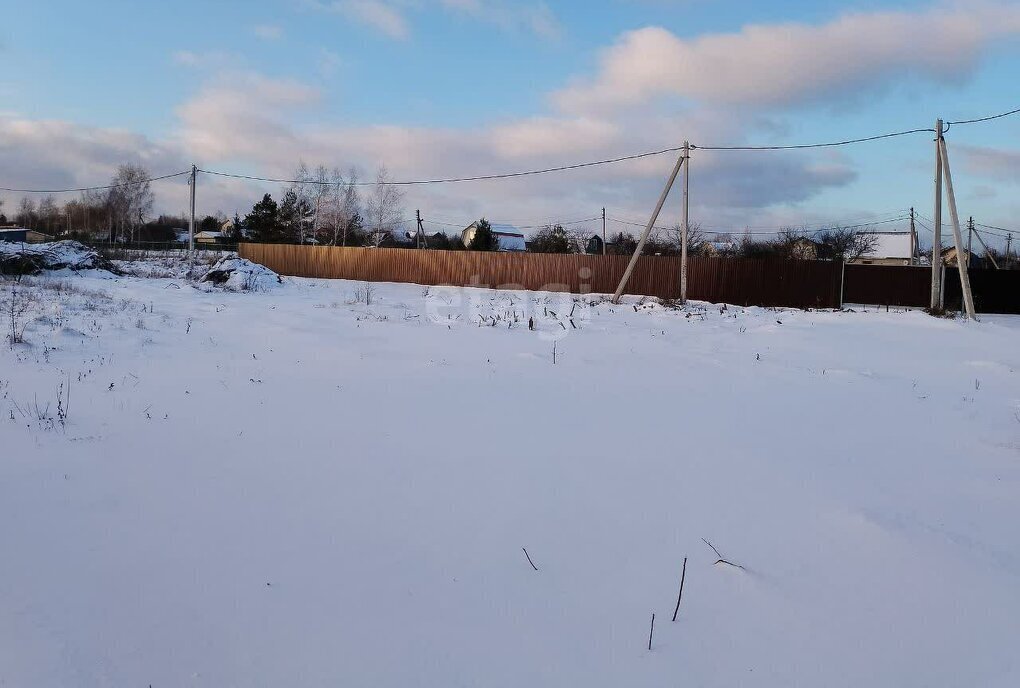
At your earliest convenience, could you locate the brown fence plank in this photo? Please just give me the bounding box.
[238,243,843,308]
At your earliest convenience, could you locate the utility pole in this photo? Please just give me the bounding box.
[930,120,943,310]
[602,207,606,256]
[188,164,197,253]
[938,137,977,320]
[680,140,690,303]
[909,207,917,266]
[612,152,685,303]
[1007,234,1013,269]
[415,209,425,249]
[967,216,974,269]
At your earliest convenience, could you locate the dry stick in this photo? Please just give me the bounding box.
[701,538,745,570]
[522,547,538,571]
[671,557,687,622]
[648,613,655,651]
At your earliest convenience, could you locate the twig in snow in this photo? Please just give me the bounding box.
[702,538,745,570]
[522,547,539,571]
[671,557,687,622]
[648,613,655,651]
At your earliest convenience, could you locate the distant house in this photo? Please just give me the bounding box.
[788,237,819,260]
[194,231,224,245]
[0,227,54,244]
[461,222,526,252]
[851,232,915,266]
[703,240,738,256]
[941,246,989,269]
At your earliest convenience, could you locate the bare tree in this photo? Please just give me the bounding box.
[365,166,405,247]
[816,227,878,263]
[660,221,707,256]
[17,197,37,229]
[107,165,154,242]
[320,166,361,246]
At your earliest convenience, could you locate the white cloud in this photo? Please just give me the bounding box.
[553,3,1020,113]
[959,145,1020,183]
[440,0,561,39]
[252,24,284,41]
[332,0,410,40]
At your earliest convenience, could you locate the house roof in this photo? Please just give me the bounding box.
[861,232,913,260]
[194,231,224,239]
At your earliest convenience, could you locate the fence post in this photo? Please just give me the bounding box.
[839,260,846,309]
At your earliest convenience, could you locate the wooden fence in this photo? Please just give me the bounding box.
[239,243,845,309]
[842,264,930,308]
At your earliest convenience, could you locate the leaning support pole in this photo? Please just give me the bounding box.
[938,137,977,320]
[970,228,1000,270]
[611,152,686,303]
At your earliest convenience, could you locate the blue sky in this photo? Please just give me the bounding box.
[1,0,1017,245]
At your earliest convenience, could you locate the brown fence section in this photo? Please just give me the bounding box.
[238,243,845,308]
[945,268,1020,314]
[687,257,842,309]
[843,264,930,308]
[240,243,681,298]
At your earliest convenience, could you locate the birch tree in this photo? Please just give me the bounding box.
[364,166,404,247]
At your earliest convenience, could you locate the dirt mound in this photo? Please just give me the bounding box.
[199,257,282,292]
[0,240,113,276]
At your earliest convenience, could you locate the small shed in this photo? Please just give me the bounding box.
[0,228,53,244]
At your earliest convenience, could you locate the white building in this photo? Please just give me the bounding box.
[461,222,527,252]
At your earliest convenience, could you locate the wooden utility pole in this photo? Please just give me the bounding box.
[188,164,197,253]
[909,207,917,266]
[938,137,977,320]
[1007,234,1013,269]
[611,152,686,303]
[967,216,974,268]
[415,209,426,248]
[601,207,606,256]
[931,119,943,310]
[680,140,690,303]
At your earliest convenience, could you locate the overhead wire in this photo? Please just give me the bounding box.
[0,105,1015,194]
[0,170,191,194]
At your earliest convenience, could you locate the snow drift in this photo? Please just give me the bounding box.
[199,256,281,291]
[0,240,111,275]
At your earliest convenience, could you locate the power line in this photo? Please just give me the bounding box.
[608,214,910,236]
[2,105,1017,194]
[692,128,934,151]
[198,146,686,187]
[0,170,191,194]
[946,107,1020,127]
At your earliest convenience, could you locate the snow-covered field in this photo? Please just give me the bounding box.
[2,267,1019,687]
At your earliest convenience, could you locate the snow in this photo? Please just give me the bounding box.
[199,255,281,292]
[0,239,108,274]
[2,269,1020,687]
